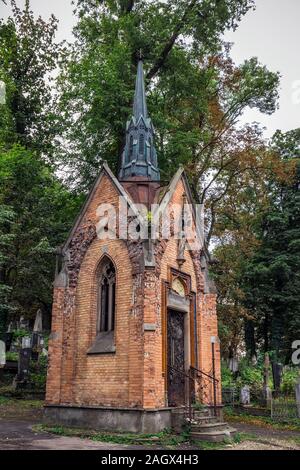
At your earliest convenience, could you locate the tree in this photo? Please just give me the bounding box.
[56,0,260,190]
[0,0,61,155]
[55,1,290,252]
[242,129,300,361]
[0,204,16,337]
[0,144,82,336]
[0,2,82,335]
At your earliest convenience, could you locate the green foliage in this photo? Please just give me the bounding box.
[237,359,263,388]
[0,144,82,331]
[221,362,234,388]
[0,0,61,153]
[38,424,185,447]
[55,0,282,201]
[12,328,28,340]
[242,132,300,360]
[28,356,48,391]
[5,351,18,361]
[280,369,299,395]
[0,4,83,335]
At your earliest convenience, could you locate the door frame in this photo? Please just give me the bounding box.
[162,267,197,406]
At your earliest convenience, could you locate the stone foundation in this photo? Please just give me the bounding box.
[44,405,173,434]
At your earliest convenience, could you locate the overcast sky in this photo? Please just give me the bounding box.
[1,0,300,139]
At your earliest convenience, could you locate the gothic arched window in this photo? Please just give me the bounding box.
[139,133,144,157]
[97,258,116,334]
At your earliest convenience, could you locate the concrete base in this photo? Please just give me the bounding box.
[44,405,173,434]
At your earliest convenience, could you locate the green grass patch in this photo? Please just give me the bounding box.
[224,409,300,432]
[35,424,191,448]
[0,395,43,409]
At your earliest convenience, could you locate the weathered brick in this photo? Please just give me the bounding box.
[45,171,221,411]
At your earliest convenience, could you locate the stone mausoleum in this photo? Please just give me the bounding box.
[45,60,221,433]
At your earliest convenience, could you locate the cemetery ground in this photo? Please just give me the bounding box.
[0,396,300,450]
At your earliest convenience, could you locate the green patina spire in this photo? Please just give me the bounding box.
[133,59,148,120]
[119,60,160,181]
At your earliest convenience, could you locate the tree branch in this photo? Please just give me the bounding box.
[147,0,198,79]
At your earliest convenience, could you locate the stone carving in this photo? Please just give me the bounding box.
[67,221,97,288]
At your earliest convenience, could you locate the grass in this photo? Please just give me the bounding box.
[35,424,192,448]
[0,394,44,419]
[194,432,256,450]
[37,423,260,450]
[0,395,43,408]
[224,407,300,432]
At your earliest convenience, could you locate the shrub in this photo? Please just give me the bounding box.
[5,351,18,361]
[221,362,234,387]
[281,369,299,395]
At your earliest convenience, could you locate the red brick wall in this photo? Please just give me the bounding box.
[46,171,221,409]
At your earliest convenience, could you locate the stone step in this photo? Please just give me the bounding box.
[194,416,219,425]
[193,409,211,417]
[191,421,230,433]
[190,426,237,443]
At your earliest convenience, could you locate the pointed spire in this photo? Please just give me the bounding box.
[118,59,160,182]
[133,60,148,120]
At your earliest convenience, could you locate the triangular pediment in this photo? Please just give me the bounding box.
[62,163,141,253]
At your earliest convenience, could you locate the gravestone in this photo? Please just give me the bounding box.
[265,386,272,408]
[272,361,283,396]
[32,309,43,360]
[0,340,5,381]
[17,347,31,384]
[33,309,43,332]
[240,385,250,405]
[4,332,13,352]
[0,340,6,365]
[31,333,39,361]
[19,316,29,330]
[228,357,238,373]
[263,353,272,406]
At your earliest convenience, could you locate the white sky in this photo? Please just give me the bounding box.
[1,0,300,139]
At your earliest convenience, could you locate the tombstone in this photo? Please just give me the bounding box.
[271,361,283,395]
[228,357,239,373]
[0,340,5,381]
[4,332,13,352]
[19,315,29,330]
[251,354,257,366]
[263,353,271,405]
[240,385,250,405]
[265,386,272,408]
[17,347,31,384]
[33,309,43,333]
[32,309,43,361]
[296,377,300,419]
[22,336,31,349]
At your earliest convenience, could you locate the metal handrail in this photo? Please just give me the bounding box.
[168,365,194,420]
[190,365,219,383]
[190,365,219,416]
[168,364,219,418]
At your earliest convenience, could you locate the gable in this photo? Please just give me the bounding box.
[62,163,139,253]
[153,168,204,252]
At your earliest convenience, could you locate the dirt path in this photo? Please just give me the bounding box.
[225,421,300,451]
[0,418,150,450]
